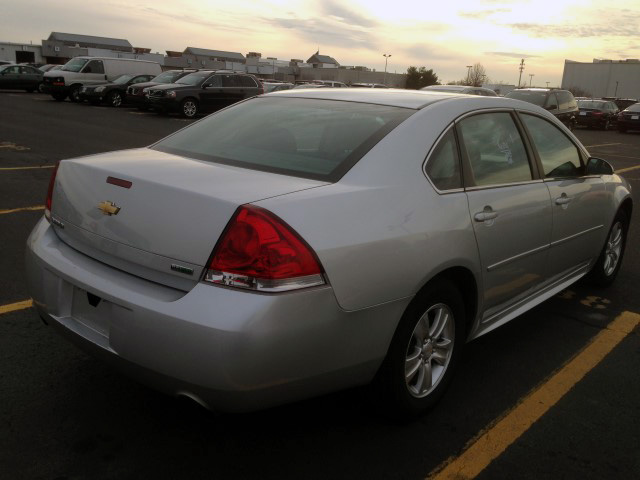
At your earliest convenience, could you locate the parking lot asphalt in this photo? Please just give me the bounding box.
[1,91,639,480]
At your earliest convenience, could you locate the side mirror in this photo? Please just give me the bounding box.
[586,157,614,175]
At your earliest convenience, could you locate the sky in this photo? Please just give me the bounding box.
[3,0,640,86]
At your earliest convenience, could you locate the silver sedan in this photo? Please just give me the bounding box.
[26,89,632,417]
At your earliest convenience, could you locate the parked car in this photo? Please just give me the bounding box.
[617,103,640,133]
[42,56,161,102]
[26,89,631,417]
[79,74,155,107]
[310,80,349,88]
[602,97,638,111]
[421,85,498,96]
[351,83,389,88]
[0,64,43,92]
[576,99,619,130]
[146,70,263,118]
[39,64,61,72]
[292,83,328,89]
[263,82,294,93]
[505,88,578,130]
[126,70,199,109]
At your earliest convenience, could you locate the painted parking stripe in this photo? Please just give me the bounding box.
[0,165,55,171]
[428,311,640,480]
[0,299,33,315]
[0,205,44,215]
[583,143,621,148]
[616,164,640,174]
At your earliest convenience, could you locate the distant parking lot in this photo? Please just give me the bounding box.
[1,91,639,480]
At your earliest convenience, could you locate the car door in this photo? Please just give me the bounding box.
[0,65,20,88]
[20,66,41,89]
[220,74,244,107]
[519,113,607,278]
[200,74,223,111]
[458,111,553,316]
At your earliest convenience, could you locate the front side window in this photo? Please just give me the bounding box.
[152,97,413,181]
[425,128,462,191]
[239,76,257,87]
[521,114,583,178]
[458,112,532,187]
[83,60,104,74]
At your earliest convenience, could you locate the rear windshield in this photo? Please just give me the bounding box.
[152,71,183,83]
[577,100,606,109]
[152,97,413,182]
[506,90,547,106]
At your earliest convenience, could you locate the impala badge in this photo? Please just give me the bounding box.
[98,201,121,216]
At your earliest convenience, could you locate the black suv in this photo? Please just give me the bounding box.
[126,69,199,109]
[505,88,578,130]
[146,70,263,118]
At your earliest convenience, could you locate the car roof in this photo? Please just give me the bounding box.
[265,88,505,109]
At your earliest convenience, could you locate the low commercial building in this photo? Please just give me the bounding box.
[561,59,640,99]
[0,41,43,64]
[164,47,245,71]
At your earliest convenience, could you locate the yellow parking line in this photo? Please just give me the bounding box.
[0,205,45,215]
[616,164,640,174]
[0,165,55,171]
[0,299,33,315]
[428,311,640,480]
[584,143,621,148]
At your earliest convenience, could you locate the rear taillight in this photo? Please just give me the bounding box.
[44,161,60,222]
[204,205,325,292]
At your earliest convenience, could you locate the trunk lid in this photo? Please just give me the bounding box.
[51,148,327,289]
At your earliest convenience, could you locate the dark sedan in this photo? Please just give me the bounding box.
[79,74,155,107]
[576,99,619,130]
[0,64,43,92]
[617,103,640,133]
[146,70,263,118]
[126,69,199,109]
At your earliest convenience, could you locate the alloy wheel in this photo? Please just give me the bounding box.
[604,221,623,276]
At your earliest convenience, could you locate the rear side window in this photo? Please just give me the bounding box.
[425,129,462,191]
[152,97,413,182]
[520,114,583,178]
[239,76,257,87]
[458,112,532,187]
[221,75,240,87]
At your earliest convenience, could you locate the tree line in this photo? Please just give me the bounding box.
[405,63,489,89]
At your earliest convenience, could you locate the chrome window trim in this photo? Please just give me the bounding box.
[464,179,544,192]
[550,225,604,248]
[422,123,464,195]
[486,243,550,272]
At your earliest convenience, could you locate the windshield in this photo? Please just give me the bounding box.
[176,72,210,86]
[61,58,88,72]
[152,97,413,182]
[505,90,547,106]
[0,65,9,73]
[113,74,134,84]
[625,103,640,112]
[577,100,606,109]
[152,71,182,83]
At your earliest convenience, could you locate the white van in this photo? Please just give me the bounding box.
[43,56,162,102]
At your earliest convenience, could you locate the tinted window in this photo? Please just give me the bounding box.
[506,90,547,106]
[458,112,532,187]
[521,114,582,178]
[113,74,134,84]
[221,75,240,87]
[544,93,558,109]
[4,66,20,74]
[206,75,222,87]
[131,76,150,84]
[83,60,104,74]
[152,97,413,182]
[625,103,640,112]
[239,76,257,87]
[176,72,211,86]
[425,129,462,191]
[152,71,183,83]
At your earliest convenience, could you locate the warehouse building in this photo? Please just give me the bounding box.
[561,59,640,99]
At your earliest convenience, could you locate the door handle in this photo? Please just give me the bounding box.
[474,208,498,222]
[555,194,572,205]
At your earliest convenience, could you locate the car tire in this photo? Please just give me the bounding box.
[374,279,466,419]
[52,92,67,101]
[68,85,81,103]
[588,210,629,287]
[37,83,45,93]
[181,98,198,118]
[108,91,123,107]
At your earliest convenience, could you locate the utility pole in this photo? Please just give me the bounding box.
[546,81,549,88]
[383,53,391,85]
[466,65,473,85]
[615,81,619,97]
[529,74,534,87]
[518,59,525,87]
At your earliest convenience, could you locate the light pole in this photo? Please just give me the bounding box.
[518,59,525,87]
[466,65,472,85]
[383,53,391,85]
[529,74,534,87]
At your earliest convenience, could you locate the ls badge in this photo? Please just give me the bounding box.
[98,201,121,216]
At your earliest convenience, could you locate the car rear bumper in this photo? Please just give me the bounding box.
[617,119,640,130]
[25,217,402,411]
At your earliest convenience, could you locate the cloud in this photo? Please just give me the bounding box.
[403,44,458,61]
[458,8,511,19]
[320,0,378,28]
[486,52,540,58]
[506,22,640,38]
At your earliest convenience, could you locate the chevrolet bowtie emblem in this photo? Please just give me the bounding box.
[98,201,121,216]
